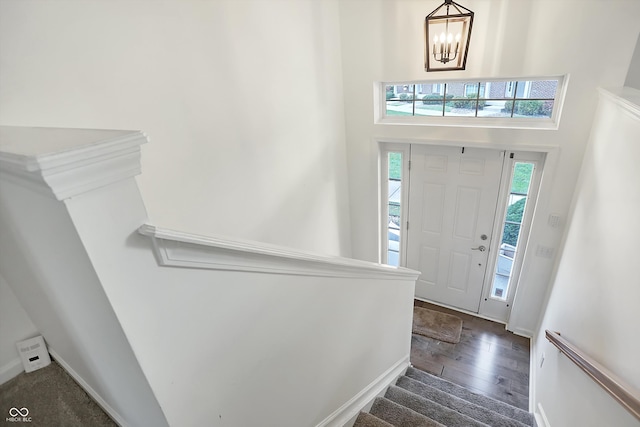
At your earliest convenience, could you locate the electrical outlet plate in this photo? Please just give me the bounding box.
[16,336,51,373]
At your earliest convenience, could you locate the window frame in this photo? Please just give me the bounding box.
[379,143,410,266]
[478,151,545,320]
[376,75,567,130]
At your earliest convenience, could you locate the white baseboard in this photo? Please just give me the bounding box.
[49,348,128,427]
[316,355,411,427]
[536,402,551,427]
[0,357,24,385]
[509,326,534,338]
[528,336,536,412]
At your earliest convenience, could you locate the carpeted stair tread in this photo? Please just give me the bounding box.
[396,376,529,427]
[353,411,395,427]
[385,386,490,427]
[405,367,534,426]
[370,397,446,427]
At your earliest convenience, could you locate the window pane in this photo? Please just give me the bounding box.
[445,81,478,117]
[415,106,445,116]
[529,80,558,99]
[502,222,522,247]
[515,81,529,98]
[476,103,512,118]
[514,80,557,100]
[387,152,402,266]
[444,102,477,117]
[511,162,533,194]
[415,83,443,96]
[385,85,414,116]
[490,161,535,301]
[388,152,402,180]
[486,81,516,99]
[493,239,515,299]
[484,81,516,100]
[461,82,486,97]
[465,84,478,97]
[416,93,445,116]
[474,82,510,117]
[512,100,554,118]
[506,196,525,220]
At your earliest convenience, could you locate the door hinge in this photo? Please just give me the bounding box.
[406,221,409,230]
[408,160,411,170]
[510,152,515,159]
[462,147,465,154]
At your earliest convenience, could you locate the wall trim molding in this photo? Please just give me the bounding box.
[0,127,146,200]
[49,349,129,427]
[528,335,537,413]
[316,355,411,427]
[536,402,551,427]
[509,326,534,339]
[598,87,640,120]
[372,136,561,152]
[0,358,24,385]
[139,224,421,280]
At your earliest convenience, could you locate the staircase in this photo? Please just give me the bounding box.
[354,366,535,427]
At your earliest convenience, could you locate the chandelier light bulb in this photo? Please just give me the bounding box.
[440,32,446,43]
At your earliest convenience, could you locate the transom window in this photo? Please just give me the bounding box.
[380,77,564,128]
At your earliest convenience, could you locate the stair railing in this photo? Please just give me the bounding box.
[545,330,640,421]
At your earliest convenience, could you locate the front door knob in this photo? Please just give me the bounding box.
[471,245,486,252]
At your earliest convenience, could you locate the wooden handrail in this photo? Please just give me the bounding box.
[545,330,640,421]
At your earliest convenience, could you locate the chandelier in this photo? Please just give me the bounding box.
[425,0,474,72]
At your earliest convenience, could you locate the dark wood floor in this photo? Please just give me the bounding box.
[411,300,531,410]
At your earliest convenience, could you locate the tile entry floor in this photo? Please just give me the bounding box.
[411,300,531,410]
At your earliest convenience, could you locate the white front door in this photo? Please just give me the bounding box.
[407,145,505,312]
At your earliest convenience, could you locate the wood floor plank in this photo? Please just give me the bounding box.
[441,365,529,410]
[418,349,527,385]
[510,377,530,396]
[410,300,531,410]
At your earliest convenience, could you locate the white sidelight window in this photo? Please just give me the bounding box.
[379,144,410,266]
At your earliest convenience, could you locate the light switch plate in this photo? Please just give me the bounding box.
[536,245,555,259]
[548,214,562,228]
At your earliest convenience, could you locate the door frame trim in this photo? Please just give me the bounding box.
[478,151,546,321]
[374,136,561,333]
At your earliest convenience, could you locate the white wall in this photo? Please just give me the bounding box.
[626,33,640,90]
[337,0,640,334]
[0,273,38,384]
[64,172,416,427]
[533,88,640,426]
[0,125,417,427]
[0,0,351,257]
[0,171,169,426]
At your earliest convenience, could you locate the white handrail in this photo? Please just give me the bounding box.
[139,224,421,280]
